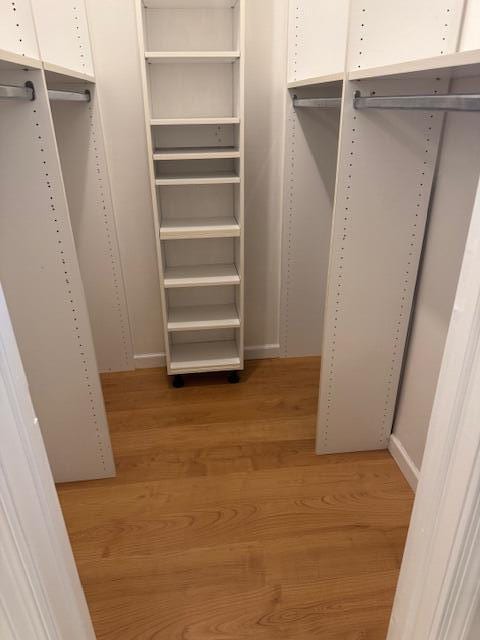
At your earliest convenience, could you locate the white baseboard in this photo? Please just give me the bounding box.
[245,344,280,360]
[388,434,420,492]
[133,352,166,369]
[133,344,280,370]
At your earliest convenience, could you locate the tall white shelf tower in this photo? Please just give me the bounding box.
[136,0,245,386]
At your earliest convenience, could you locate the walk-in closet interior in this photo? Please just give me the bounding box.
[1,0,480,638]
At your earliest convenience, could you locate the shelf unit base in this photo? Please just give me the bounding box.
[169,340,241,374]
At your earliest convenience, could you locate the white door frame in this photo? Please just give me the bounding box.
[2,175,480,637]
[388,175,480,639]
[0,284,96,640]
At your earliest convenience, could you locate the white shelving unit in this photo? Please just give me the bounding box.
[136,0,245,383]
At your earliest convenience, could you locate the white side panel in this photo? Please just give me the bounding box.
[287,0,349,84]
[51,86,134,372]
[31,0,94,76]
[0,286,95,639]
[317,76,448,453]
[348,0,465,72]
[281,84,341,356]
[0,67,114,482]
[0,0,39,60]
[460,0,480,51]
[392,76,480,470]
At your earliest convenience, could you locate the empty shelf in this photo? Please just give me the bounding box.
[164,264,240,288]
[146,51,240,64]
[154,146,240,160]
[168,304,240,331]
[144,0,238,8]
[150,117,240,126]
[156,171,240,186]
[348,49,480,81]
[287,72,344,88]
[160,217,240,239]
[170,340,241,373]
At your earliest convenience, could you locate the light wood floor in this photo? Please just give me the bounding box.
[58,357,414,640]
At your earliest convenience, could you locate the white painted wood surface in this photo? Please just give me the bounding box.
[347,0,465,74]
[30,0,94,78]
[317,75,448,453]
[287,0,349,85]
[50,84,134,373]
[0,0,39,61]
[0,285,95,639]
[0,66,114,482]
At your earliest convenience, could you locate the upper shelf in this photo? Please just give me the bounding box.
[144,0,238,7]
[146,51,240,64]
[287,72,344,89]
[153,146,240,160]
[0,49,42,71]
[43,61,95,84]
[151,117,240,126]
[349,49,480,81]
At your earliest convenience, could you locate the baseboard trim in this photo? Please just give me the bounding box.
[245,344,280,360]
[388,434,419,492]
[134,344,280,369]
[134,352,166,369]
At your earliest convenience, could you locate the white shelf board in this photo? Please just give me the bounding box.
[156,171,240,186]
[0,49,42,70]
[146,51,240,64]
[287,72,344,89]
[160,216,240,239]
[168,304,240,331]
[144,0,238,8]
[154,146,240,160]
[170,340,241,373]
[349,49,480,81]
[150,117,240,126]
[43,61,95,84]
[164,263,240,288]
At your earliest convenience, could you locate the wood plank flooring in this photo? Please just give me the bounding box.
[57,357,414,640]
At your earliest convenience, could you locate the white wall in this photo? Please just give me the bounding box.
[86,0,288,366]
[392,77,480,475]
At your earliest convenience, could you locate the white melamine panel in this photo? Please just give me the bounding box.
[460,0,480,51]
[170,339,240,372]
[317,76,448,454]
[164,263,240,287]
[287,0,349,85]
[348,0,465,73]
[392,76,480,471]
[0,0,39,60]
[146,52,239,63]
[281,83,341,356]
[145,7,234,51]
[154,147,240,160]
[160,217,240,239]
[168,303,239,330]
[31,0,94,77]
[159,183,234,221]
[149,62,234,118]
[145,0,237,7]
[0,67,114,481]
[50,86,133,373]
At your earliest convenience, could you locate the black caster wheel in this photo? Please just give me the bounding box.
[172,374,185,388]
[227,371,240,384]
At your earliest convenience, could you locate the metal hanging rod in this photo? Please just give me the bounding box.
[48,89,91,102]
[0,82,34,101]
[293,96,342,109]
[354,91,480,112]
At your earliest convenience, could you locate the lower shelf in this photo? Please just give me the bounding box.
[170,340,241,373]
[168,304,240,331]
[160,217,240,240]
[164,264,240,288]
